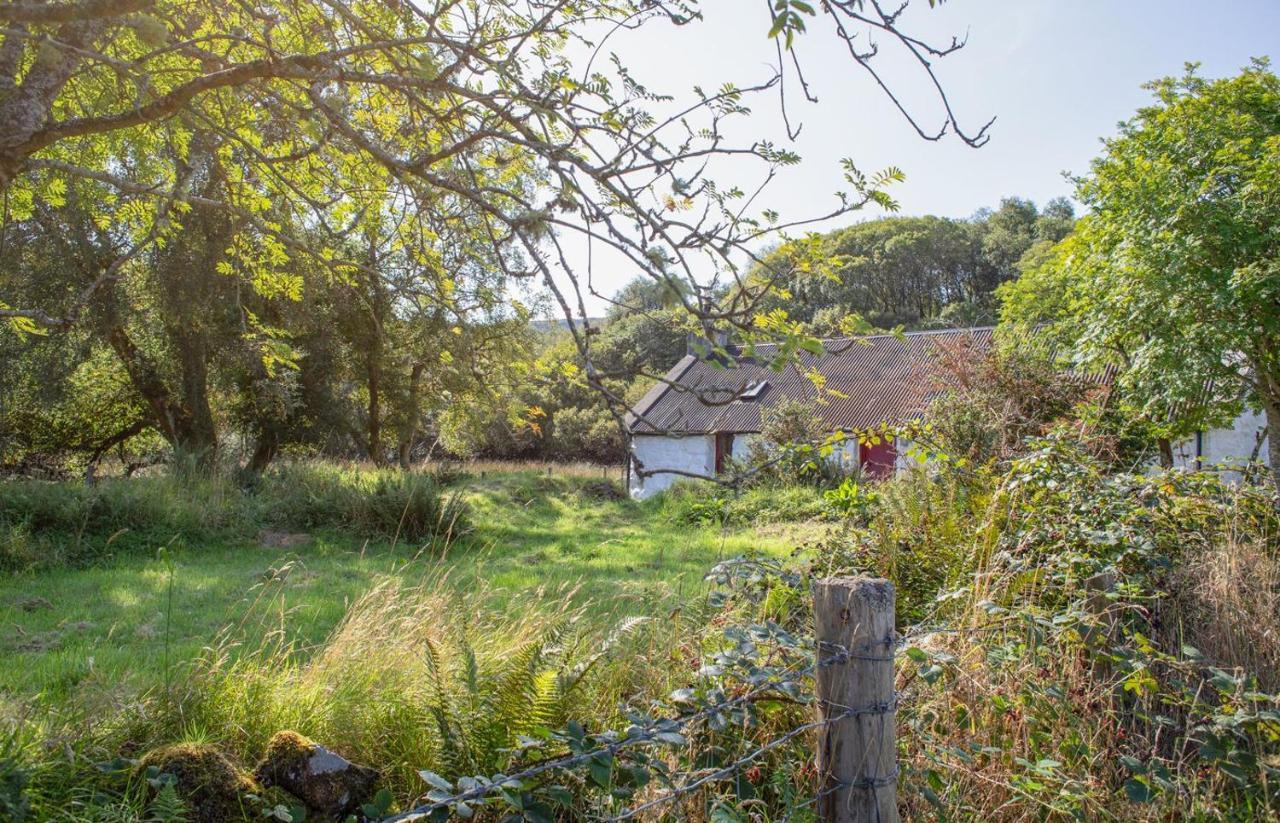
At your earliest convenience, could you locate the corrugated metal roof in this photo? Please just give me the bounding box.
[629,327,1000,435]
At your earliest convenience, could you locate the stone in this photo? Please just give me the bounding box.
[137,743,260,823]
[254,731,378,818]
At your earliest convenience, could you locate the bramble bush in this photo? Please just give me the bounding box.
[883,438,1280,819]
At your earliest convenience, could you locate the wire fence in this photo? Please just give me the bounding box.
[385,577,904,823]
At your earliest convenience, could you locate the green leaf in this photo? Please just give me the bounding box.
[418,769,453,791]
[1119,755,1146,773]
[1124,777,1154,803]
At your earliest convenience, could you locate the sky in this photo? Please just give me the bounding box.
[543,0,1280,316]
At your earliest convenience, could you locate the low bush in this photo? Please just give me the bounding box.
[0,463,470,570]
[257,464,469,543]
[811,467,981,623]
[657,480,832,527]
[0,475,248,567]
[0,475,234,538]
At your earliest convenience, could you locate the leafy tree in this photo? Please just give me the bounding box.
[0,0,993,474]
[745,198,1074,332]
[1001,61,1280,488]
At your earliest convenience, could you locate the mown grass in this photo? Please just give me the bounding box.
[0,467,819,709]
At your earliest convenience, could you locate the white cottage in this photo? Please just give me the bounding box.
[624,327,1271,499]
[624,327,993,499]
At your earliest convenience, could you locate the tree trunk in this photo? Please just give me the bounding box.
[170,328,218,466]
[1157,437,1173,469]
[247,429,280,474]
[108,324,218,467]
[397,362,426,470]
[1249,355,1280,494]
[1263,395,1280,494]
[367,353,383,465]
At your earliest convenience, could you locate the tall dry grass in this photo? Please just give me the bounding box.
[1168,519,1280,692]
[162,570,674,805]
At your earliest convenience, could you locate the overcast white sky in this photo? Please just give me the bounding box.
[537,0,1280,316]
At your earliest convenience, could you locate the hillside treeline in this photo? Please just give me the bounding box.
[1,196,1069,474]
[749,196,1075,331]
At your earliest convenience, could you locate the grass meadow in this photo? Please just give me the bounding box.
[0,466,818,712]
[2,452,1277,821]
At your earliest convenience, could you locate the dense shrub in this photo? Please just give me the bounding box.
[0,476,229,538]
[0,475,248,567]
[811,468,976,623]
[847,438,1280,819]
[736,397,854,489]
[922,341,1099,467]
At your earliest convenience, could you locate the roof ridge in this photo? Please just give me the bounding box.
[732,326,995,352]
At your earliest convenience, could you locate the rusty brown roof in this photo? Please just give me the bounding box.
[628,327,997,435]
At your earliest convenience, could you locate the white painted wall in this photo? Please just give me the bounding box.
[730,433,758,462]
[825,436,861,470]
[633,406,1271,498]
[1171,407,1269,482]
[893,438,928,474]
[629,433,715,499]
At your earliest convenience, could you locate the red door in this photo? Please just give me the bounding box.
[859,439,896,479]
[714,432,734,474]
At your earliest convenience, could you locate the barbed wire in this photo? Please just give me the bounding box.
[382,619,1033,822]
[603,696,899,821]
[383,636,902,822]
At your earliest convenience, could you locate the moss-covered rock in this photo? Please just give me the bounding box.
[254,730,378,818]
[137,743,259,822]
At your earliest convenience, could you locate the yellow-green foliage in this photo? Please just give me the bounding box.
[173,576,630,801]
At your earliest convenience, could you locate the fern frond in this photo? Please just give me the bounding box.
[423,635,470,775]
[147,780,188,823]
[473,621,567,769]
[560,615,652,694]
[527,669,566,732]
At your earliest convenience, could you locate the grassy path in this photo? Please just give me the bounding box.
[0,473,817,707]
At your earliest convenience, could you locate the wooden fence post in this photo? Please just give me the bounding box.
[1084,570,1117,681]
[813,576,897,823]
